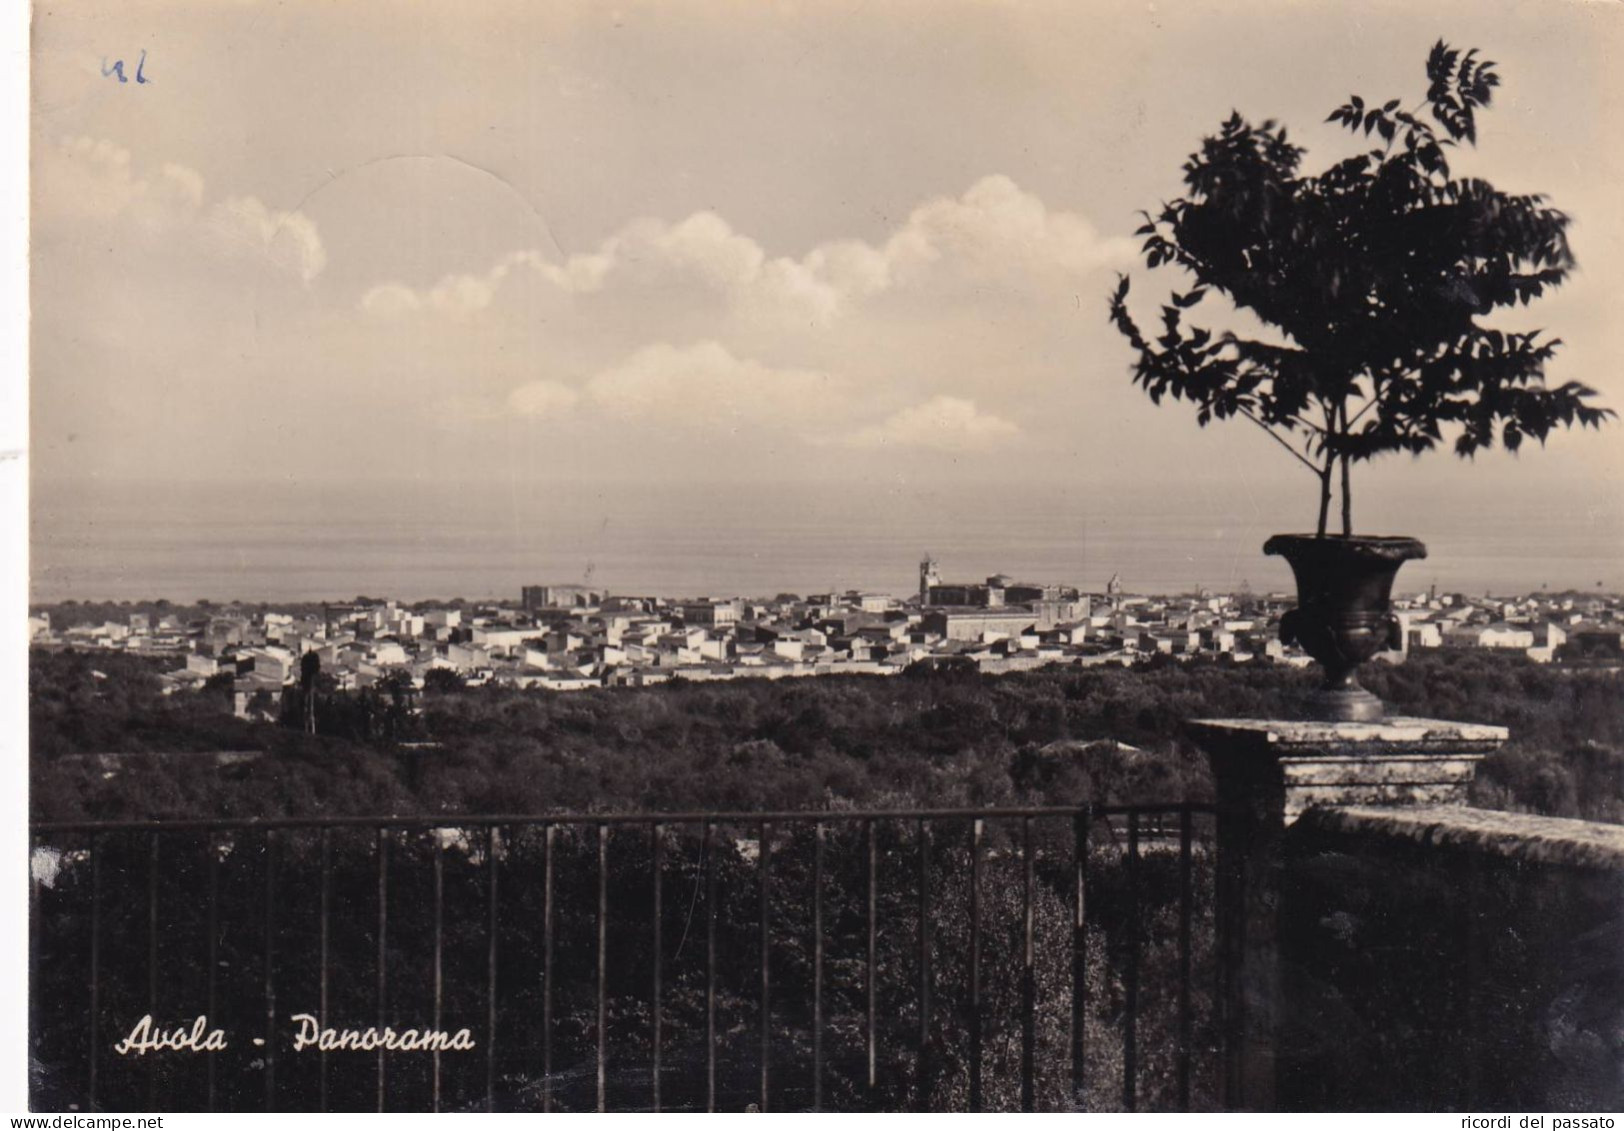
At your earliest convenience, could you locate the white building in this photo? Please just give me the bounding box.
[1442,623,1536,650]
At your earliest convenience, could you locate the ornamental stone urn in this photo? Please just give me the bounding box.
[1265,534,1428,722]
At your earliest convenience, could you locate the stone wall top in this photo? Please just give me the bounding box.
[1297,804,1624,870]
[1188,717,1508,757]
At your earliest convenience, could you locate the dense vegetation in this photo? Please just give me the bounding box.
[29,649,1622,1111]
[29,648,1624,825]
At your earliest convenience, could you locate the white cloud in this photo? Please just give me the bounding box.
[426,273,497,315]
[36,148,1090,468]
[42,135,327,282]
[584,340,831,428]
[207,195,328,283]
[160,163,206,208]
[361,247,607,320]
[360,282,422,317]
[357,174,1130,326]
[426,343,833,437]
[346,178,1120,462]
[881,174,1135,288]
[44,136,140,218]
[608,212,765,292]
[844,396,1020,452]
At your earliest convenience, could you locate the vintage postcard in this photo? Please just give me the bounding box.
[23,0,1624,1115]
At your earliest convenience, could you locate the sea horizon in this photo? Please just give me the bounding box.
[29,477,1624,605]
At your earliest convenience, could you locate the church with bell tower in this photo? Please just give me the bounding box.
[919,556,941,607]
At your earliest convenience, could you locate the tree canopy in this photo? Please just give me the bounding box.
[1109,42,1612,536]
[29,646,1624,826]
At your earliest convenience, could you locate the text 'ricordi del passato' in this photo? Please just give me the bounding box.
[1463,1117,1615,1129]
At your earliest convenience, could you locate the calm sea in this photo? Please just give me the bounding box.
[28,478,1624,604]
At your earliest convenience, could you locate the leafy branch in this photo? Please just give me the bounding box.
[1107,41,1613,537]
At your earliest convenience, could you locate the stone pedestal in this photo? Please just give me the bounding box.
[1190,717,1508,823]
[1186,716,1508,1111]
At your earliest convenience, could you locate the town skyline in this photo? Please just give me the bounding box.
[29,573,1624,610]
[32,563,1623,712]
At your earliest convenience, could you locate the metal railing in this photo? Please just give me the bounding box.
[30,804,1218,1113]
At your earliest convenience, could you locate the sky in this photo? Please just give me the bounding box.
[24,0,1624,588]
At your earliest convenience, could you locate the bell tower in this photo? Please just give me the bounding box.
[919,556,940,607]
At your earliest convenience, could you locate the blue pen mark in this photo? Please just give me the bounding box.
[101,49,151,85]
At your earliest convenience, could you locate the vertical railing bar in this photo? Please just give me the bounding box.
[263,828,277,1113]
[758,819,771,1113]
[376,827,390,1113]
[487,825,500,1113]
[206,832,219,1112]
[1072,808,1091,1111]
[916,818,931,1101]
[87,833,101,1112]
[318,828,330,1113]
[865,818,877,1100]
[1178,806,1193,1112]
[705,821,717,1114]
[433,832,444,1113]
[596,823,608,1113]
[146,833,159,1111]
[651,822,663,1113]
[1021,815,1036,1113]
[969,818,983,1113]
[542,824,555,1114]
[812,821,825,1112]
[1124,811,1140,1113]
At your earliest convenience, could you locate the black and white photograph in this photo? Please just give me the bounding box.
[18,0,1624,1115]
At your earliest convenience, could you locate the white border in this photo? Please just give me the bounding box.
[2,0,29,1114]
